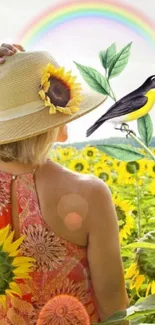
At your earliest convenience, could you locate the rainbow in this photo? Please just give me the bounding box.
[19,0,155,48]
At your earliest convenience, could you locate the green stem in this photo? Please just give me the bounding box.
[135,173,142,238]
[108,79,117,102]
[105,72,117,102]
[123,125,155,161]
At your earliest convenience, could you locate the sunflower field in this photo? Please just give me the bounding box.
[50,143,155,324]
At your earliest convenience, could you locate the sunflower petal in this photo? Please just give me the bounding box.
[56,106,72,115]
[2,231,15,251]
[9,249,21,257]
[146,282,151,296]
[44,81,50,93]
[135,275,145,296]
[5,235,25,253]
[0,225,10,246]
[67,76,77,85]
[0,295,6,308]
[125,263,137,279]
[8,282,22,297]
[14,274,32,280]
[151,281,155,294]
[39,90,45,100]
[49,104,56,114]
[14,265,33,274]
[12,256,35,266]
[44,97,51,107]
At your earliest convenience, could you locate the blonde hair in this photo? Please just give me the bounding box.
[0,128,58,165]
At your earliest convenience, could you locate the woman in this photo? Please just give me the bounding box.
[0,44,128,324]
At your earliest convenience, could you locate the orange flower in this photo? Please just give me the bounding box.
[37,294,90,325]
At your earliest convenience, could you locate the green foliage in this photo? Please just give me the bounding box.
[94,296,155,324]
[74,42,132,101]
[137,114,153,147]
[73,62,110,96]
[99,43,117,71]
[97,144,146,162]
[108,42,132,79]
[125,242,155,250]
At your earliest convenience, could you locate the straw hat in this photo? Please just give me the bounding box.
[0,51,106,144]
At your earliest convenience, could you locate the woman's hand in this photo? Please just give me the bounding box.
[0,43,25,64]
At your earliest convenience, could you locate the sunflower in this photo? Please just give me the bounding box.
[93,162,104,174]
[59,147,76,162]
[0,225,35,306]
[125,231,155,296]
[39,64,82,115]
[68,158,89,174]
[37,294,90,325]
[99,155,116,168]
[94,164,113,185]
[117,160,145,186]
[82,146,98,160]
[112,194,135,243]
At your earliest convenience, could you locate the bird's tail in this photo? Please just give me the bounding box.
[86,118,106,137]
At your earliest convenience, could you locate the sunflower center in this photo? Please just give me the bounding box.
[116,206,126,228]
[47,77,70,107]
[126,161,140,174]
[99,172,109,181]
[75,163,84,171]
[137,231,155,280]
[87,150,93,157]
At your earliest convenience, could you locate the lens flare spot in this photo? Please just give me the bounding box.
[64,212,83,231]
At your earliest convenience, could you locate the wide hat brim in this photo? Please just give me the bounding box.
[0,91,106,144]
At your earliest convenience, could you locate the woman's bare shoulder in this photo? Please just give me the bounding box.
[36,160,113,246]
[38,159,109,202]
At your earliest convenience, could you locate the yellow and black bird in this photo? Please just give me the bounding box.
[86,75,155,137]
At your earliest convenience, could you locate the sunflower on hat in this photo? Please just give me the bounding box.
[39,64,83,115]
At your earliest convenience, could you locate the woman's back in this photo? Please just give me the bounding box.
[0,160,100,324]
[0,45,128,324]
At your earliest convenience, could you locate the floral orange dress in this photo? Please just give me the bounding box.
[0,171,100,324]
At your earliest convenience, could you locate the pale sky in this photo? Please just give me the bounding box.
[0,0,155,142]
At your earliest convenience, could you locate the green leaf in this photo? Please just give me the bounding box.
[135,295,155,309]
[126,295,155,320]
[99,43,117,70]
[97,144,145,161]
[98,310,127,324]
[108,42,132,79]
[74,62,110,96]
[137,114,154,147]
[96,296,155,325]
[124,242,155,250]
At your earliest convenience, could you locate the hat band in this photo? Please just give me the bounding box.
[0,101,44,121]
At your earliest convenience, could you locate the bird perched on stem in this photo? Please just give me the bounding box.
[86,76,155,137]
